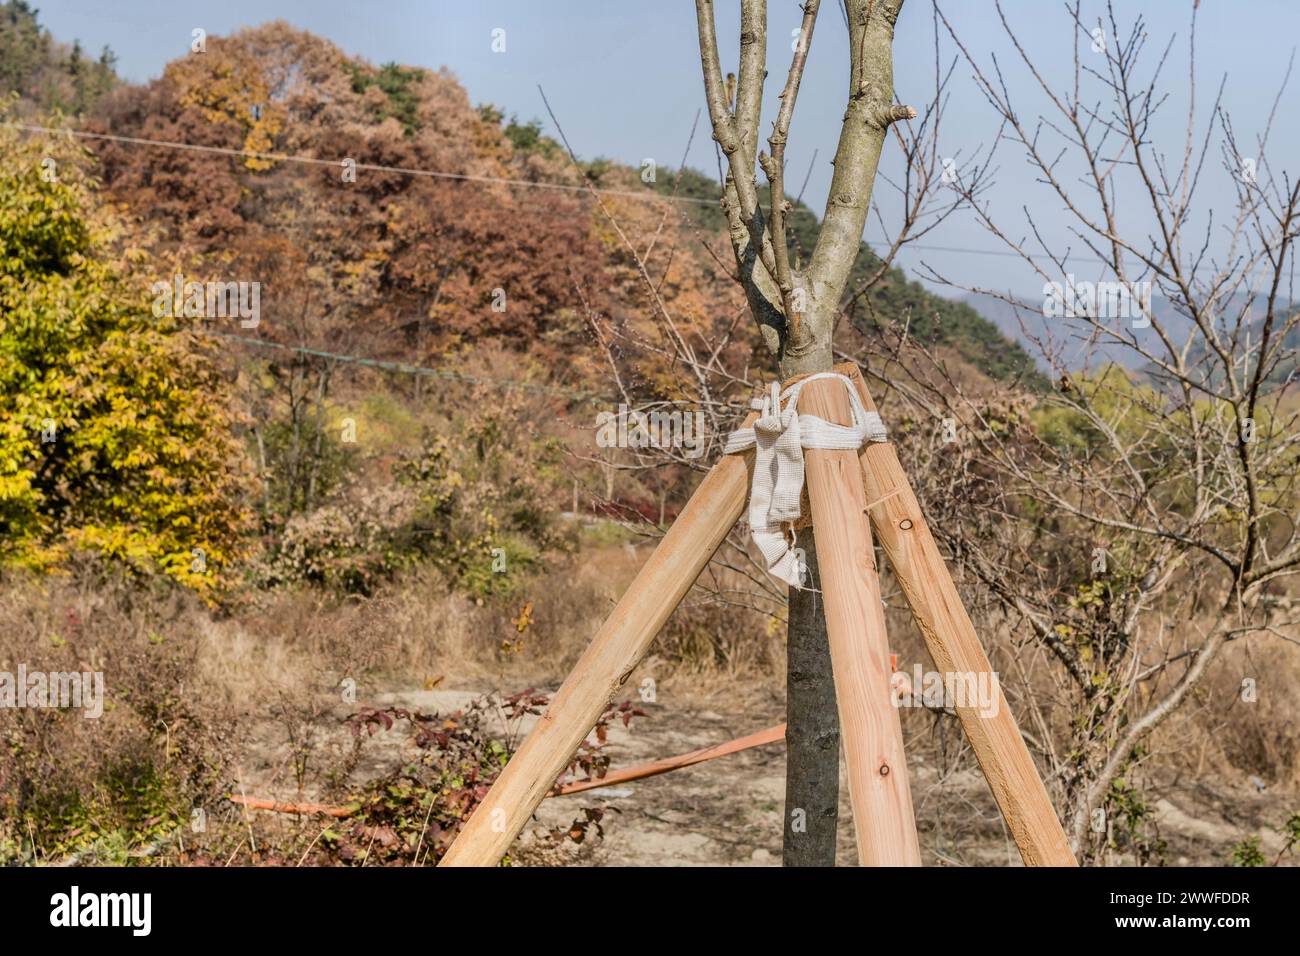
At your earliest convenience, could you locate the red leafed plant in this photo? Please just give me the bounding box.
[562,701,648,786]
[317,691,645,865]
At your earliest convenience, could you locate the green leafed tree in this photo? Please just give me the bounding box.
[0,2,117,115]
[0,118,248,597]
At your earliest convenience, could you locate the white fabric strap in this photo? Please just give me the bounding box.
[724,373,887,589]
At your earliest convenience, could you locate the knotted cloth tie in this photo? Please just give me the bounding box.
[724,372,887,589]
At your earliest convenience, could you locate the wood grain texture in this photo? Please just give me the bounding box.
[439,422,754,867]
[837,362,1077,867]
[798,376,922,866]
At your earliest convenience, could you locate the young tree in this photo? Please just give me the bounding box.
[693,0,916,865]
[911,0,1300,861]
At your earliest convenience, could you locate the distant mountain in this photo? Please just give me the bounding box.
[964,289,1298,391]
[962,291,1148,372]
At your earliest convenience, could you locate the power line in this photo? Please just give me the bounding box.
[4,121,717,207]
[3,120,1106,263]
[21,120,1267,276]
[198,331,759,422]
[197,329,611,405]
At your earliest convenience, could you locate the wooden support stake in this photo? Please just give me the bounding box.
[440,421,754,867]
[799,376,922,866]
[839,362,1078,867]
[554,723,786,795]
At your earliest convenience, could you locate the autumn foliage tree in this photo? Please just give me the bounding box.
[86,23,607,367]
[0,119,247,595]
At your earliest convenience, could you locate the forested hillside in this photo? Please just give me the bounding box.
[0,0,116,114]
[3,4,1034,389]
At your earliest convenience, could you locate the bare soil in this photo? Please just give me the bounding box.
[236,677,1297,867]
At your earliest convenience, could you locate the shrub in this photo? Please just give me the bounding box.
[0,570,231,863]
[307,691,638,865]
[248,387,573,599]
[249,484,419,596]
[0,117,249,598]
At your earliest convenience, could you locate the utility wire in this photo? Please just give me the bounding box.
[25,120,1276,290]
[197,329,611,405]
[7,119,1123,264]
[4,121,717,207]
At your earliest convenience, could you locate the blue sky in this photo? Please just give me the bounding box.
[34,1,1300,298]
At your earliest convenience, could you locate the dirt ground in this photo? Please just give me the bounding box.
[236,676,1297,867]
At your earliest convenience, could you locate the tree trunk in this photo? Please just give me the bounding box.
[779,318,838,865]
[695,0,910,866]
[782,527,840,865]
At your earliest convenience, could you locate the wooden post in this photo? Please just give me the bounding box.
[799,376,922,866]
[838,362,1078,867]
[440,420,754,867]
